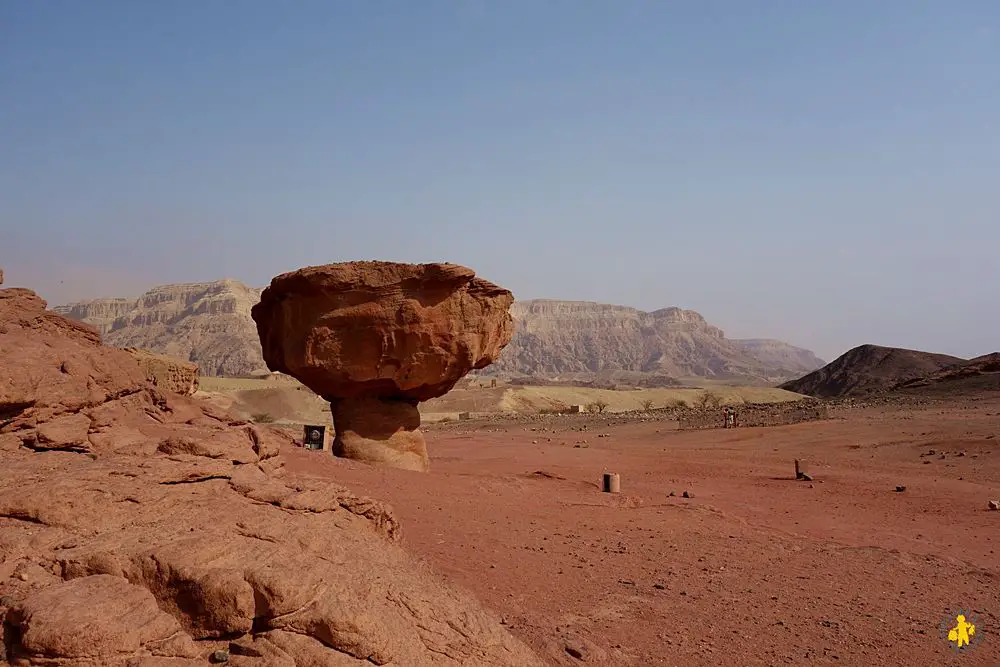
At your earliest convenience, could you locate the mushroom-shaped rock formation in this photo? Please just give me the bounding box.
[251,262,515,471]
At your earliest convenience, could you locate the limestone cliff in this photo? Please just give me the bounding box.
[56,283,824,383]
[733,339,827,377]
[54,280,266,377]
[481,300,822,383]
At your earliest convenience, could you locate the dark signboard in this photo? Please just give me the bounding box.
[303,425,326,450]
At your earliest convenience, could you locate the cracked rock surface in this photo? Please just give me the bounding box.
[0,287,544,666]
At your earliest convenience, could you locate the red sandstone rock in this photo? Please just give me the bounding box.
[252,262,514,401]
[251,262,515,471]
[124,347,200,395]
[0,286,544,666]
[330,395,427,471]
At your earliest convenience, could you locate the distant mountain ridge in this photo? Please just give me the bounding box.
[732,338,828,378]
[483,299,823,383]
[55,281,825,382]
[54,280,266,377]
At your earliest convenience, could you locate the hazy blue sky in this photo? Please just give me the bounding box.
[1,1,997,361]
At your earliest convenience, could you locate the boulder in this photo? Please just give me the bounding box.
[252,262,514,471]
[0,285,544,666]
[125,347,200,395]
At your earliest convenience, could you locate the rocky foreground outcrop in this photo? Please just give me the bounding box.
[0,287,544,666]
[124,347,200,395]
[252,262,515,472]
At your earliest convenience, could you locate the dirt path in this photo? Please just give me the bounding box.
[283,398,1000,666]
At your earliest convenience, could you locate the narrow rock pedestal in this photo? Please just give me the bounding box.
[330,396,430,472]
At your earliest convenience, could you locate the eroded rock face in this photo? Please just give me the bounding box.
[124,347,200,395]
[330,396,427,472]
[0,286,543,666]
[252,262,515,471]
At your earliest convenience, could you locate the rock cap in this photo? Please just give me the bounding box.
[251,261,515,402]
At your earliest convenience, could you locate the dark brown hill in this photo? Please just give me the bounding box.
[779,344,965,399]
[892,352,1000,396]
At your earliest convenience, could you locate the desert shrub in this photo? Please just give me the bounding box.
[538,401,570,415]
[640,399,655,412]
[665,398,687,408]
[586,399,609,414]
[252,412,275,424]
[694,391,723,409]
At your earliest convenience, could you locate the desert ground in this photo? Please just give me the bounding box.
[272,395,1000,666]
[197,375,805,425]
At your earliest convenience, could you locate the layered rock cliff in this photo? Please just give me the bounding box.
[54,280,266,377]
[56,283,824,383]
[733,339,827,378]
[482,300,823,383]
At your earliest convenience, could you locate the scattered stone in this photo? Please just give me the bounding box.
[668,491,676,497]
[565,644,586,660]
[799,473,813,482]
[988,500,999,511]
[957,451,967,457]
[682,490,693,499]
[210,649,230,663]
[895,486,907,492]
[653,583,666,590]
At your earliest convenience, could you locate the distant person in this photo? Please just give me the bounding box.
[725,407,736,428]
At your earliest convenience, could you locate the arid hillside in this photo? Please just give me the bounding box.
[780,344,967,398]
[893,352,1000,396]
[56,282,825,383]
[481,300,824,382]
[197,375,807,426]
[54,280,266,377]
[732,338,827,377]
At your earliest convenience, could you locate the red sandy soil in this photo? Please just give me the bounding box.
[283,398,1000,666]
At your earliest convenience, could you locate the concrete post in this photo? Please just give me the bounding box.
[602,472,620,493]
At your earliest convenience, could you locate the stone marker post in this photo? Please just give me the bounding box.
[602,472,620,493]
